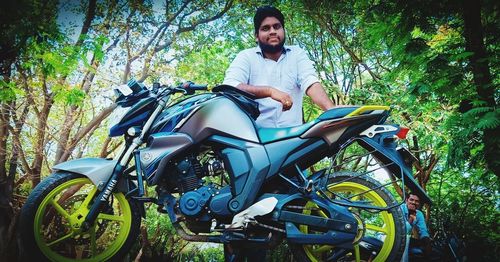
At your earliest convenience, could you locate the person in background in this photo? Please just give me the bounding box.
[401,192,431,262]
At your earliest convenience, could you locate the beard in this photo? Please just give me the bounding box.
[258,38,285,54]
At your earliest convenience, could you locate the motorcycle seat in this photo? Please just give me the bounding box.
[258,121,317,143]
[317,106,360,120]
[258,106,362,143]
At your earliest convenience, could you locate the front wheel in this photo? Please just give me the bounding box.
[19,172,141,261]
[291,172,406,262]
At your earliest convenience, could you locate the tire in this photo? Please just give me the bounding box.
[291,172,406,262]
[19,172,141,261]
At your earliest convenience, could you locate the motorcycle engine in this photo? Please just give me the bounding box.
[170,154,225,219]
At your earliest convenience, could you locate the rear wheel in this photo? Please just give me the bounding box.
[19,172,141,261]
[291,172,406,262]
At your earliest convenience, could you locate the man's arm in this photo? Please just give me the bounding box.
[295,47,335,111]
[223,51,293,110]
[415,211,432,255]
[236,83,293,111]
[415,210,430,239]
[306,82,335,111]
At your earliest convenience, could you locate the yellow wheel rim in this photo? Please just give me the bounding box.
[34,177,133,261]
[300,181,396,262]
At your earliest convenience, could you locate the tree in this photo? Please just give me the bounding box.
[1,0,234,259]
[0,0,59,258]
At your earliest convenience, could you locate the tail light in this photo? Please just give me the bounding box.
[396,127,410,139]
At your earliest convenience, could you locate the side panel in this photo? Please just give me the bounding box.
[264,137,326,178]
[208,135,269,213]
[178,97,259,143]
[221,148,249,195]
[301,115,380,145]
[141,133,194,185]
[281,139,327,170]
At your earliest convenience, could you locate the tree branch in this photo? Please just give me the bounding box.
[176,0,233,33]
[75,0,97,47]
[58,104,117,162]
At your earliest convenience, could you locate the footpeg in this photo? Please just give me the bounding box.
[228,197,278,229]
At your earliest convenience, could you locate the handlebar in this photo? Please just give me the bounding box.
[116,80,207,106]
[155,81,208,95]
[180,81,208,94]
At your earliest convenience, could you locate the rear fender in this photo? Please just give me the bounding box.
[358,137,432,204]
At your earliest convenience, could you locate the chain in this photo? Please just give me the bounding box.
[254,221,286,233]
[285,205,320,211]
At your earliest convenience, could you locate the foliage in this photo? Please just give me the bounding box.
[174,40,238,87]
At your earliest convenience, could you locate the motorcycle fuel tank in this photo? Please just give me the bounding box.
[178,97,259,143]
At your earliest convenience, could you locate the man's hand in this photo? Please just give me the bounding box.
[408,210,416,224]
[235,84,293,110]
[269,87,293,111]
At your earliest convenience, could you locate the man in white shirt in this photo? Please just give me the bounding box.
[223,6,334,128]
[223,6,336,261]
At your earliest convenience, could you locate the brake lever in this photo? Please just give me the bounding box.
[171,87,188,95]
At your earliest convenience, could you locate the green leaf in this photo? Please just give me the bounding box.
[65,88,86,106]
[0,80,18,102]
[463,106,493,117]
[477,111,500,130]
[450,51,474,61]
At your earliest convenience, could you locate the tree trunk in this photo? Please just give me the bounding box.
[31,90,54,187]
[54,0,98,164]
[0,63,16,259]
[0,103,9,186]
[462,0,499,175]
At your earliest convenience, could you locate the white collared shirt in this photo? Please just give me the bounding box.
[223,45,319,128]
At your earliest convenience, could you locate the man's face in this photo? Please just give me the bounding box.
[406,194,420,212]
[256,16,285,53]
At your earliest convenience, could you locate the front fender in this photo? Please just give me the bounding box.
[52,158,116,188]
[53,158,145,217]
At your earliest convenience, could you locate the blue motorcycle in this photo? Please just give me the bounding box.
[19,80,431,261]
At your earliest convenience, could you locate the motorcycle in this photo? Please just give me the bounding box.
[409,221,467,262]
[19,79,431,261]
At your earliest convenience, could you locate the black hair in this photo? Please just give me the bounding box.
[253,6,285,34]
[406,192,419,200]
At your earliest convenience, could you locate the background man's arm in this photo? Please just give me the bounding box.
[415,211,430,239]
[306,82,335,111]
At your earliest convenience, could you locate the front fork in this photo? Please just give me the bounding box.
[82,96,168,231]
[81,163,127,231]
[81,141,136,231]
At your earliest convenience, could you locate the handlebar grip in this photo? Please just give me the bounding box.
[181,81,207,91]
[190,84,208,90]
